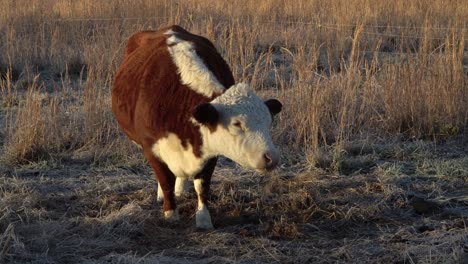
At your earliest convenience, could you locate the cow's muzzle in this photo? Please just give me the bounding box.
[263,150,280,171]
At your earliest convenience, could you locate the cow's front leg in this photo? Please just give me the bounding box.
[193,158,217,229]
[194,178,212,229]
[144,149,179,221]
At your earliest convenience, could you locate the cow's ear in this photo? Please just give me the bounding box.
[193,103,219,127]
[265,99,282,116]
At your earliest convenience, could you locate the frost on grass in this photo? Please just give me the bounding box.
[0,140,467,263]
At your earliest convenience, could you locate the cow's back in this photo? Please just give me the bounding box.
[112,25,235,151]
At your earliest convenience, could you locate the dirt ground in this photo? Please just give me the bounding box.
[1,138,467,263]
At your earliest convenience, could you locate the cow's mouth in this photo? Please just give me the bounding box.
[255,161,278,174]
[255,167,273,175]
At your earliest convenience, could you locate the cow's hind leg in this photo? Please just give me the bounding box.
[156,182,164,203]
[174,177,188,197]
[143,149,179,221]
[194,158,217,229]
[156,178,184,203]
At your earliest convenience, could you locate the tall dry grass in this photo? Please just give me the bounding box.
[1,68,120,166]
[0,0,467,165]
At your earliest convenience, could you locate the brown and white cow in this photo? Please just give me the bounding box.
[112,25,282,229]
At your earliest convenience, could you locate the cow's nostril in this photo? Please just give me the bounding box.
[264,153,272,165]
[262,151,279,171]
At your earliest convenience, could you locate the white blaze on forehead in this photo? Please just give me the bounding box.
[165,30,225,98]
[212,83,273,125]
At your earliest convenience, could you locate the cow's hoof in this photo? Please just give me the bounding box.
[196,208,213,230]
[164,210,180,221]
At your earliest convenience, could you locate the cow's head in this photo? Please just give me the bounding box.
[193,83,282,173]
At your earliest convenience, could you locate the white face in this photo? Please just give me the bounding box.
[199,83,281,173]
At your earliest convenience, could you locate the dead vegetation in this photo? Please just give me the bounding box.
[0,0,467,263]
[0,141,466,263]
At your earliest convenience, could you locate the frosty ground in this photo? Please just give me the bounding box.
[1,137,467,263]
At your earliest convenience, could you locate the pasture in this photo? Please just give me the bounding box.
[1,0,467,263]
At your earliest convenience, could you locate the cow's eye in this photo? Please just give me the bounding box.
[232,121,243,129]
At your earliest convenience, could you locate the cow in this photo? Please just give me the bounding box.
[111,25,282,229]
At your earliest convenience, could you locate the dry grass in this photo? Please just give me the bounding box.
[0,0,467,263]
[1,0,467,151]
[0,141,466,263]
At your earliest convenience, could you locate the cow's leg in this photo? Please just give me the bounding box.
[143,149,179,221]
[174,177,188,197]
[156,182,164,203]
[194,158,217,229]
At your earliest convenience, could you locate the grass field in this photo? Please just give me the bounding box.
[1,0,467,263]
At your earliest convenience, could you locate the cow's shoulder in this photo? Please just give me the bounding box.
[123,26,234,91]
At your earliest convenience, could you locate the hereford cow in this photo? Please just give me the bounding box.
[112,25,282,229]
